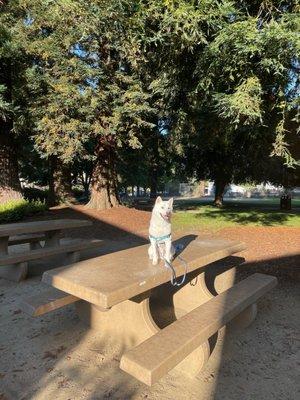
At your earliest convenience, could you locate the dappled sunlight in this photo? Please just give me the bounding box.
[196,207,299,226]
[174,203,300,229]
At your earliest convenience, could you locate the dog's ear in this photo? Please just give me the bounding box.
[168,197,174,207]
[156,196,162,204]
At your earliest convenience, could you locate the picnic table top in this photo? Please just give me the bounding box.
[42,237,246,309]
[0,219,92,238]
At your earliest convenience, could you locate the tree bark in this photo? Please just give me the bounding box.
[149,164,158,199]
[0,58,22,203]
[0,131,22,203]
[213,178,227,207]
[47,157,74,206]
[86,144,120,210]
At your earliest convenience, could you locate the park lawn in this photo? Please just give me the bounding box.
[173,200,300,231]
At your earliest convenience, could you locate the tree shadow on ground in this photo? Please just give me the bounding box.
[211,253,299,400]
[194,207,299,226]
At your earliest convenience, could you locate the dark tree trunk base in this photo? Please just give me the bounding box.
[86,187,120,210]
[213,179,227,207]
[85,146,120,211]
[48,157,74,207]
[0,132,22,204]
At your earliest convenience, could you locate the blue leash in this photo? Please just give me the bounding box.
[162,243,188,287]
[150,235,188,287]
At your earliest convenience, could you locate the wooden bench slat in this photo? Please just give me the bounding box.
[20,288,79,316]
[120,273,277,386]
[0,239,102,266]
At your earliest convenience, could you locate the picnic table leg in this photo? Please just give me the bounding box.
[44,230,61,247]
[0,236,28,282]
[76,296,159,352]
[65,250,80,265]
[75,277,212,379]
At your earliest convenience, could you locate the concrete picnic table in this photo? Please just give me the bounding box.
[0,219,96,282]
[0,219,92,250]
[42,236,255,378]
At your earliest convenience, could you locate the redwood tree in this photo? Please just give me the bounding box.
[22,0,156,209]
[0,5,26,202]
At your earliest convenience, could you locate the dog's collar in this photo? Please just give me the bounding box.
[149,233,171,242]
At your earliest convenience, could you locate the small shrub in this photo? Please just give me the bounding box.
[0,199,47,224]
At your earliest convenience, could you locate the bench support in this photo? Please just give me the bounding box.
[44,230,61,247]
[30,242,43,250]
[0,236,28,282]
[65,250,81,265]
[76,297,158,351]
[0,262,28,282]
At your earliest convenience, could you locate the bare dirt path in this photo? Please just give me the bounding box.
[0,206,299,400]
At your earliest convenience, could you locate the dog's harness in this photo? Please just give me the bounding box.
[149,234,188,287]
[149,233,171,242]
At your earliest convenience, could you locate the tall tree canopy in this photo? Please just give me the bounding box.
[129,0,300,204]
[22,0,157,208]
[0,0,299,208]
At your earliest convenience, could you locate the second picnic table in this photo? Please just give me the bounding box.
[0,219,102,282]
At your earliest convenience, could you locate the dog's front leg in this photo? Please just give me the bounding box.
[149,239,159,265]
[165,239,172,263]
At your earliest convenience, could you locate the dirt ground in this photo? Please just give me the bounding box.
[0,205,299,400]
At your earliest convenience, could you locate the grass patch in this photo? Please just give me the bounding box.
[173,200,300,231]
[0,199,47,224]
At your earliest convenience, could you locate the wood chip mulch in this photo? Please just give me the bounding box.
[25,205,299,279]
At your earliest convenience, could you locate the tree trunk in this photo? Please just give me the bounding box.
[214,178,227,207]
[47,157,74,206]
[0,58,22,203]
[86,145,120,210]
[0,131,22,203]
[149,164,158,199]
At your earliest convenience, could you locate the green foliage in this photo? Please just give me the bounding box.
[21,0,157,164]
[0,0,299,200]
[214,77,263,126]
[0,199,47,223]
[130,0,300,185]
[0,85,11,120]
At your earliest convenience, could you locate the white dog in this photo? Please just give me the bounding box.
[148,196,175,265]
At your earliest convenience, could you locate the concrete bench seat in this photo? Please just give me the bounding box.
[0,239,103,282]
[9,233,47,247]
[20,287,79,316]
[0,239,102,266]
[120,273,277,386]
